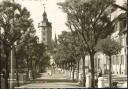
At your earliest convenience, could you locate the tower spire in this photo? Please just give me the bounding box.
[43,4,45,12]
[42,3,47,21]
[55,31,57,45]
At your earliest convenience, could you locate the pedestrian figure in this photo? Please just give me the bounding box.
[29,70,32,79]
[112,81,118,88]
[1,70,5,89]
[2,69,5,78]
[95,76,98,87]
[98,70,102,77]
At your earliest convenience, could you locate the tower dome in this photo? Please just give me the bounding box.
[43,10,47,17]
[42,6,48,22]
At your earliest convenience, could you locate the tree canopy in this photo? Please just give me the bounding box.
[58,0,117,87]
[96,37,122,56]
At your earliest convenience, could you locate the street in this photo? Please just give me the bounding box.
[15,68,80,88]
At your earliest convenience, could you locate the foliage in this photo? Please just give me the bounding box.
[0,1,33,45]
[96,37,122,56]
[55,31,82,66]
[58,0,116,87]
[0,1,36,88]
[16,35,49,72]
[96,37,122,87]
[58,0,116,52]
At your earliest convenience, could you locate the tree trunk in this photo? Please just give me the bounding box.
[82,55,86,87]
[31,59,34,79]
[27,60,30,80]
[126,26,128,85]
[70,61,73,79]
[3,42,10,89]
[77,60,80,81]
[62,63,64,70]
[109,55,112,88]
[71,62,73,71]
[15,50,19,87]
[0,29,1,89]
[34,61,36,73]
[0,51,2,89]
[27,65,30,80]
[90,53,95,88]
[72,63,75,81]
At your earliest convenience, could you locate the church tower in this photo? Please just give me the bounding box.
[38,6,52,50]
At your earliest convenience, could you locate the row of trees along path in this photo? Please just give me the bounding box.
[0,1,50,89]
[56,0,126,88]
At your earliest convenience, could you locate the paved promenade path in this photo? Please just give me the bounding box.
[15,68,80,88]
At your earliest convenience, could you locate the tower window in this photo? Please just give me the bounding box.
[43,38,45,41]
[43,32,45,35]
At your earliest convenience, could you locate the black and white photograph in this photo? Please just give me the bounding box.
[0,0,127,89]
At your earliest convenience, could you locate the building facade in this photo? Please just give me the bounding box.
[95,12,127,76]
[79,12,127,76]
[38,8,52,50]
[110,12,127,75]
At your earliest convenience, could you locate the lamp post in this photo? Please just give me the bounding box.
[10,0,17,89]
[126,18,128,87]
[10,43,16,89]
[126,8,128,86]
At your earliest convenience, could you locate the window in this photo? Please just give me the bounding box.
[43,38,45,41]
[121,55,124,65]
[113,56,115,65]
[113,55,117,65]
[106,56,109,65]
[125,48,127,55]
[115,55,118,65]
[43,32,45,35]
[113,55,116,65]
[120,19,127,30]
[112,56,114,64]
[111,56,113,64]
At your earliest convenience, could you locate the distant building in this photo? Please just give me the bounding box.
[38,7,52,50]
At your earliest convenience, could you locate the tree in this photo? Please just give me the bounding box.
[55,31,82,81]
[58,0,116,87]
[96,37,122,88]
[0,1,34,88]
[16,34,49,80]
[55,30,88,87]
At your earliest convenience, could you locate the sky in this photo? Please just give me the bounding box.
[14,0,68,41]
[0,0,126,41]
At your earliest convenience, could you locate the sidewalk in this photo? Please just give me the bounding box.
[36,68,70,80]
